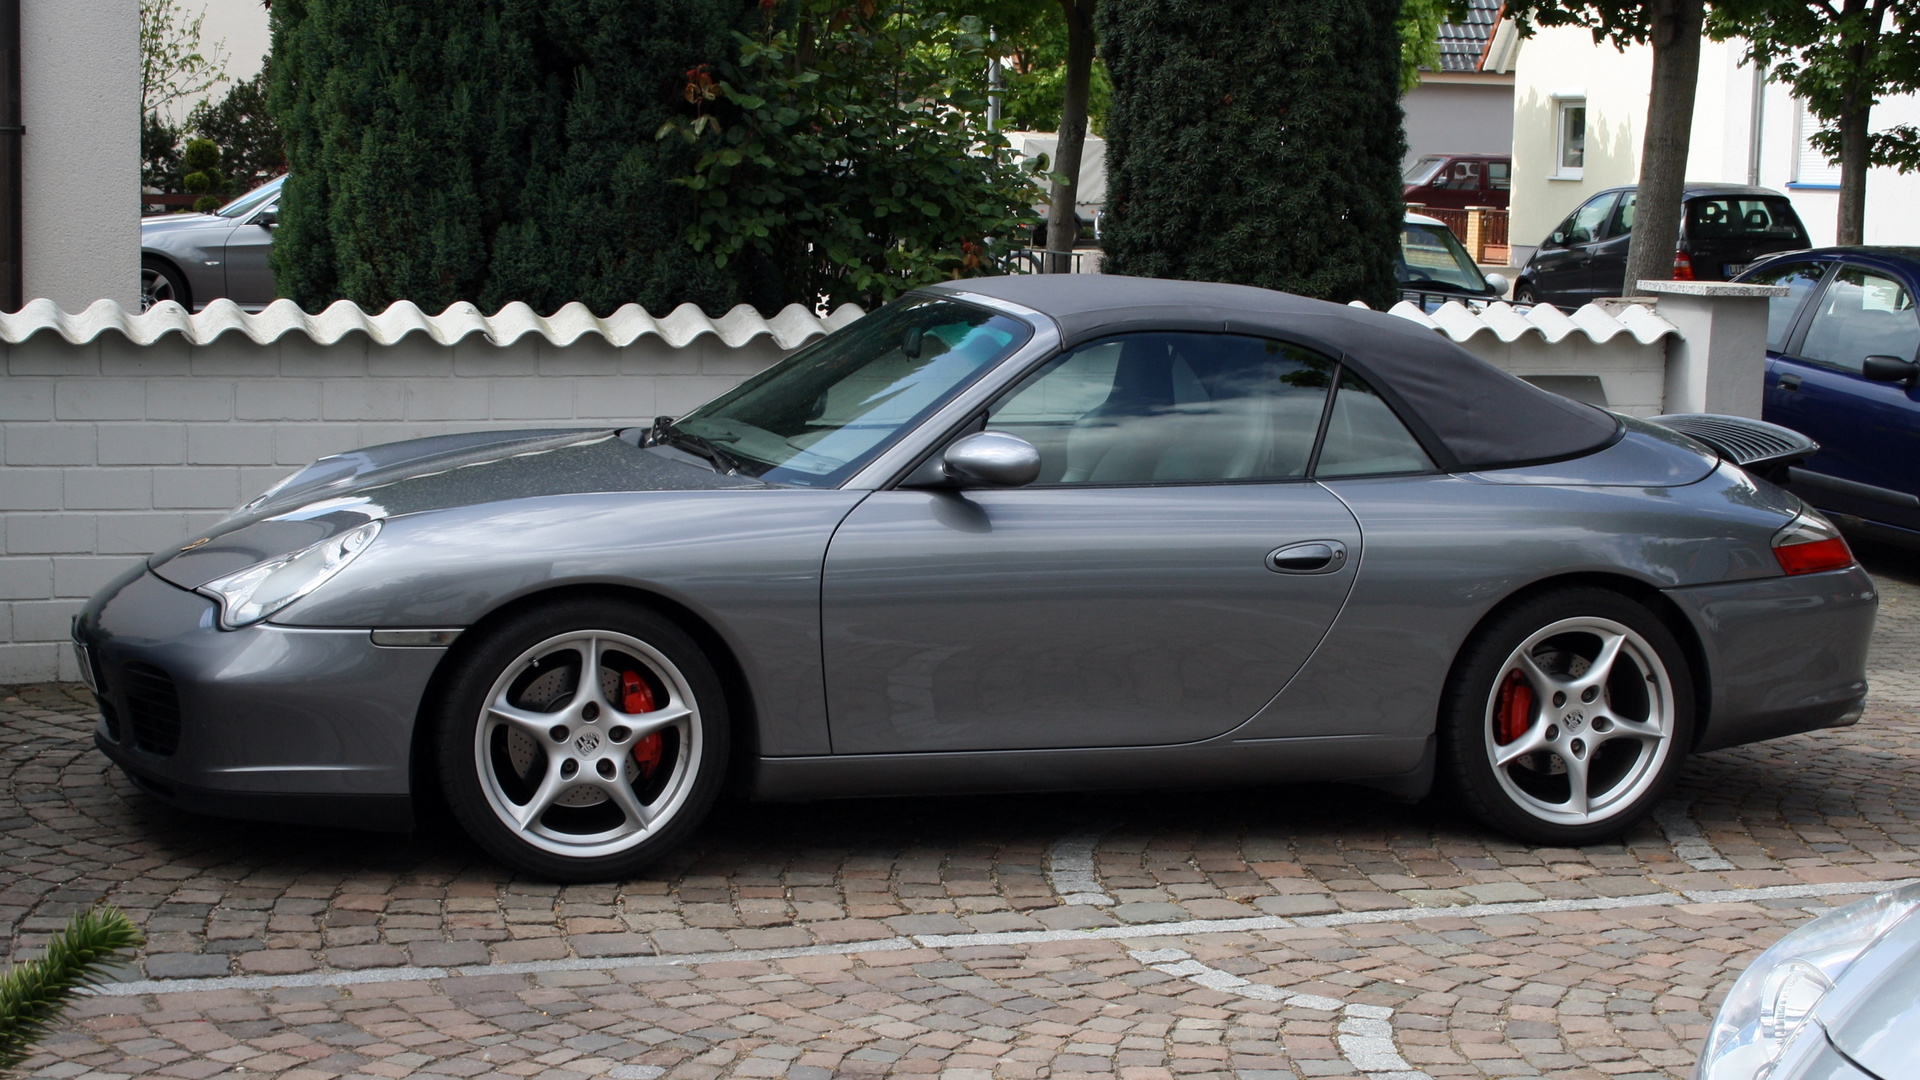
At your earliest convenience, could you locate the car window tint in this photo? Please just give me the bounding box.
[1314,369,1435,478]
[1398,224,1488,292]
[987,333,1334,485]
[1684,197,1808,243]
[1487,161,1511,190]
[673,296,1031,487]
[1443,161,1482,190]
[1404,156,1445,185]
[1745,261,1827,351]
[1605,191,1636,239]
[1799,269,1920,372]
[1561,194,1615,245]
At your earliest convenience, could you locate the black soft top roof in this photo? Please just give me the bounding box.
[929,275,1621,472]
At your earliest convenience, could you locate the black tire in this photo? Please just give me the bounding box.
[141,256,189,312]
[434,598,729,881]
[1440,587,1694,846]
[1512,282,1539,306]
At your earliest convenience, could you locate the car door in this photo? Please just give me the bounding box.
[820,332,1364,754]
[1768,263,1920,529]
[1577,190,1635,300]
[1530,192,1616,307]
[221,199,279,307]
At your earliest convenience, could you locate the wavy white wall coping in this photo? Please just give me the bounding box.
[1357,299,1680,346]
[0,297,866,351]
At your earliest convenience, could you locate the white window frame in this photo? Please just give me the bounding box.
[1552,90,1586,180]
[1791,98,1841,190]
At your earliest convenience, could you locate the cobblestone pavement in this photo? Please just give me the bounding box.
[6,545,1920,1080]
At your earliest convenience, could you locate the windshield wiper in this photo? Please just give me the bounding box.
[662,428,747,475]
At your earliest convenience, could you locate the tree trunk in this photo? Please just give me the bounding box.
[1043,0,1096,272]
[1835,7,1876,245]
[1622,0,1703,297]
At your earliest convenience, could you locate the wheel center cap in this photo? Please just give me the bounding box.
[1563,709,1585,732]
[575,731,600,755]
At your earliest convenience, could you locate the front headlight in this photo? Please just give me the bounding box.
[197,520,382,629]
[1697,882,1920,1079]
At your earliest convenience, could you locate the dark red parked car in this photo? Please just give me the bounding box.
[1404,154,1511,210]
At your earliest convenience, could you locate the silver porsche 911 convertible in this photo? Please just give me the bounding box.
[73,276,1876,880]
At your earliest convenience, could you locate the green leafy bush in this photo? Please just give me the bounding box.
[658,2,1046,312]
[1096,0,1406,309]
[181,137,227,212]
[0,906,143,1071]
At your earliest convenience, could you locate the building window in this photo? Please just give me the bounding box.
[1555,99,1586,178]
[1792,100,1841,189]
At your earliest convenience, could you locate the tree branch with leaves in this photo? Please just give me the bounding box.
[1711,0,1920,244]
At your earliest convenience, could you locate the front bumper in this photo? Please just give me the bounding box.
[73,566,449,830]
[1665,565,1877,753]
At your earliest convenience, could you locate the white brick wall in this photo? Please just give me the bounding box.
[0,331,797,681]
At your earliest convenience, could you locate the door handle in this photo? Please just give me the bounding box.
[1780,374,1802,392]
[1266,541,1349,575]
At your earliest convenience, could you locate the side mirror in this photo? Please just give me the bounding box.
[256,206,279,228]
[1430,175,1446,188]
[1484,272,1511,297]
[1549,231,1565,246]
[1863,355,1919,385]
[942,431,1041,487]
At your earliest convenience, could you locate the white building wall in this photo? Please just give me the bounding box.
[1510,28,1920,266]
[1401,77,1515,167]
[22,0,140,310]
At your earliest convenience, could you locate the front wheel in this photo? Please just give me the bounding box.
[1441,588,1693,846]
[435,599,728,880]
[1512,282,1539,306]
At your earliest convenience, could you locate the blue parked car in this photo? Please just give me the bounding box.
[1738,248,1920,544]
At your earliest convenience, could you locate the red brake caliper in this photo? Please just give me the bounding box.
[1494,669,1533,746]
[621,670,664,778]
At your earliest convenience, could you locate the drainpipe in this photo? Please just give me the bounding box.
[0,0,20,311]
[1747,60,1767,187]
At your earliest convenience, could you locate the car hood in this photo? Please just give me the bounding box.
[1817,904,1920,1080]
[148,427,768,589]
[141,212,225,235]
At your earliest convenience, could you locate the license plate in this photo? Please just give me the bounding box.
[1724,262,1749,277]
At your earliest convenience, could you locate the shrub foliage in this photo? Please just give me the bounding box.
[1096,0,1407,309]
[0,907,143,1071]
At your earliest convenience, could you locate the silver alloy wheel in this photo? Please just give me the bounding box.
[473,630,701,859]
[140,266,177,312]
[1483,616,1675,827]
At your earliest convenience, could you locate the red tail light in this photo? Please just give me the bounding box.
[1773,511,1855,575]
[1673,250,1696,280]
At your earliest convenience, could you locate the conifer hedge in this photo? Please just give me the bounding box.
[270,0,741,315]
[1096,0,1407,309]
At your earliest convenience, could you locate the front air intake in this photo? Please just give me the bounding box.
[120,663,183,756]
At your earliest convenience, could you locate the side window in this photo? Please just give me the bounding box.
[986,333,1335,485]
[1314,369,1435,478]
[1799,268,1920,372]
[1443,161,1481,191]
[1745,261,1828,352]
[1487,161,1511,191]
[1556,194,1615,246]
[1605,191,1636,240]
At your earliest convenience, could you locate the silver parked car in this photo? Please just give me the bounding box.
[1697,882,1920,1079]
[140,175,283,311]
[73,276,1876,881]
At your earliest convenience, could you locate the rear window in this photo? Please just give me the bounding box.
[1685,197,1807,243]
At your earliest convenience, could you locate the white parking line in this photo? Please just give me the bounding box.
[92,875,1914,998]
[1127,948,1429,1080]
[1654,800,1736,871]
[1046,826,1116,906]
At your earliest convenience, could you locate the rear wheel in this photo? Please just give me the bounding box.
[1441,588,1693,845]
[1513,282,1539,306]
[141,257,189,312]
[436,599,728,880]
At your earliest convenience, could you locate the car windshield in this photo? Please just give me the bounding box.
[1398,223,1489,292]
[1404,156,1445,185]
[669,296,1032,487]
[215,176,285,219]
[1685,196,1808,243]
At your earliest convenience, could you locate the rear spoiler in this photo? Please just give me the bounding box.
[1647,413,1818,483]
